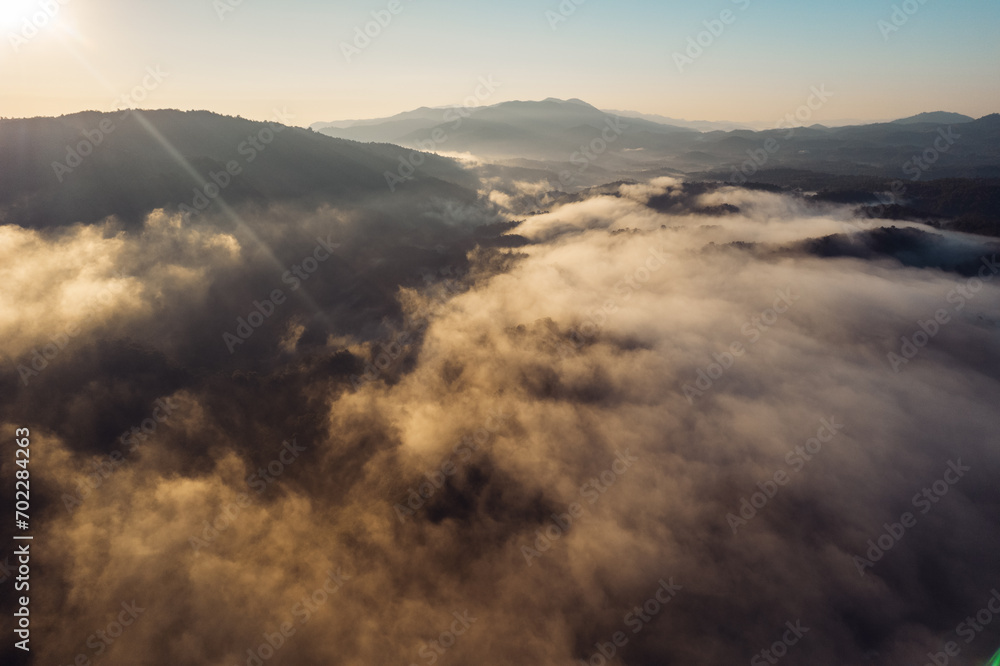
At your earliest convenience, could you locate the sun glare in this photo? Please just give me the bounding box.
[0,0,75,40]
[0,0,45,29]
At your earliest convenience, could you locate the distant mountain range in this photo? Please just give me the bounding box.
[312,98,998,180]
[312,99,979,139]
[598,110,897,132]
[311,98,694,162]
[2,102,997,236]
[891,111,975,125]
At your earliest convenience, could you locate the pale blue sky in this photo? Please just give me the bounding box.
[1,0,997,125]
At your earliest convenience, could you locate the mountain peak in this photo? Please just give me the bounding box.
[892,111,975,125]
[541,97,599,109]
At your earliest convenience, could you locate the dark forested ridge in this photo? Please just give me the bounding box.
[0,109,478,228]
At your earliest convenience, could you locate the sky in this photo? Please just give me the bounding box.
[0,0,998,126]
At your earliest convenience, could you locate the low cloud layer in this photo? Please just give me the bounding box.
[3,178,999,665]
